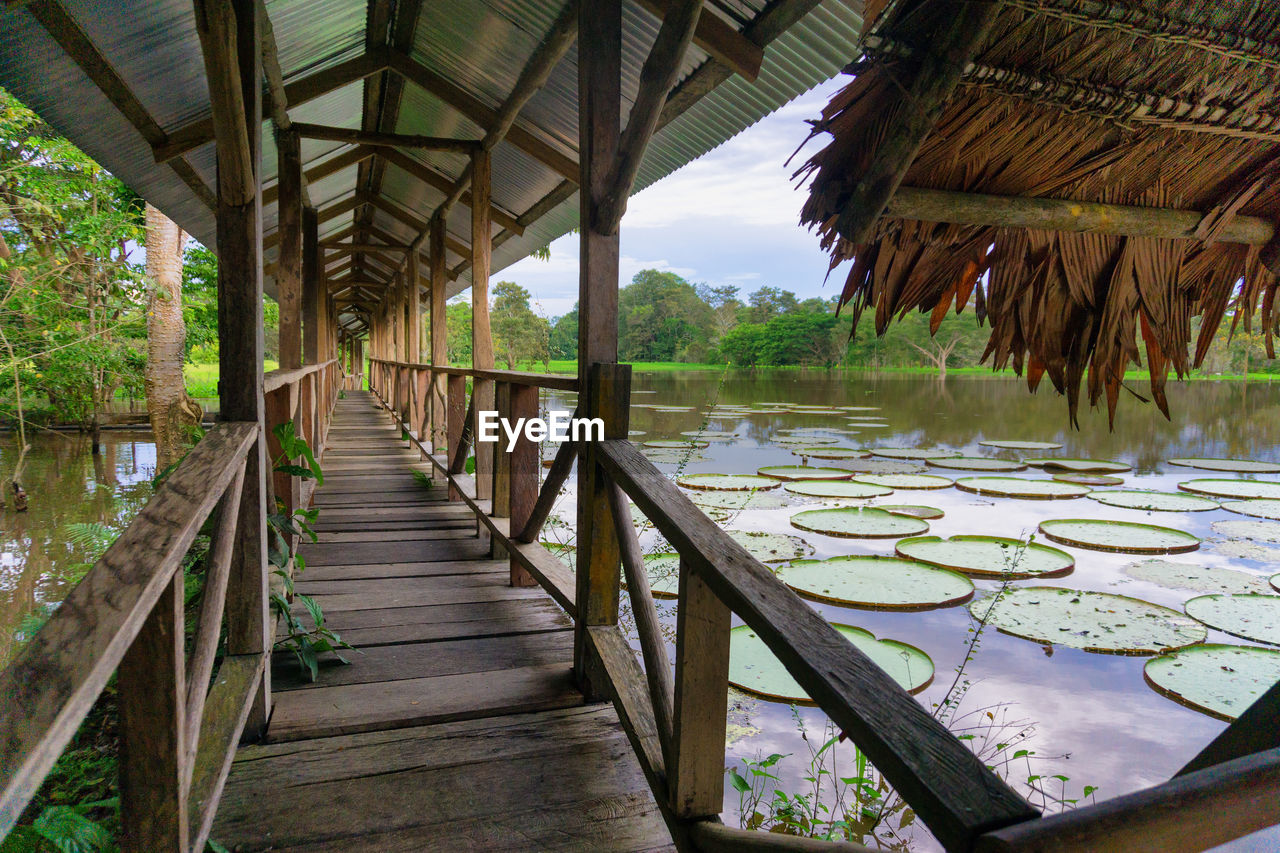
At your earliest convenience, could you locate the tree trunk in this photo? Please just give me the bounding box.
[144,204,204,470]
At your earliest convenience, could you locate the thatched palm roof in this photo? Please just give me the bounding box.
[798,0,1280,423]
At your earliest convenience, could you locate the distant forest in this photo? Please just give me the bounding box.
[454,268,1276,376]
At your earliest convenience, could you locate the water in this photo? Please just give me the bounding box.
[0,431,156,666]
[541,371,1280,849]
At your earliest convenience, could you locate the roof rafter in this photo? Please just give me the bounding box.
[292,122,480,153]
[378,148,523,234]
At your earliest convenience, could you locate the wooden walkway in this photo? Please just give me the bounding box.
[212,392,672,851]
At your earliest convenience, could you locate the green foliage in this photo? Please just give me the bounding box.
[446,299,473,365]
[549,305,578,360]
[491,281,550,369]
[618,269,715,362]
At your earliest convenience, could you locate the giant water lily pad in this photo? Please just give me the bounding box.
[652,405,696,412]
[772,435,840,445]
[927,457,1028,472]
[1211,540,1280,562]
[783,480,893,499]
[1178,479,1280,500]
[871,447,959,460]
[1221,499,1280,520]
[833,459,927,475]
[955,477,1090,499]
[979,440,1063,450]
[680,430,736,440]
[1039,519,1201,554]
[643,553,681,597]
[1055,473,1125,486]
[838,406,881,412]
[1026,458,1132,473]
[1087,491,1219,512]
[729,530,814,562]
[758,465,854,481]
[845,421,890,428]
[881,505,945,520]
[1168,458,1280,474]
[895,535,1074,579]
[778,555,974,610]
[790,507,929,539]
[1145,644,1280,721]
[791,447,871,460]
[1185,594,1280,646]
[969,588,1207,655]
[1212,520,1280,543]
[678,473,780,492]
[729,624,933,701]
[642,449,706,465]
[691,490,789,511]
[1124,559,1275,595]
[852,473,954,490]
[782,427,861,436]
[643,439,709,449]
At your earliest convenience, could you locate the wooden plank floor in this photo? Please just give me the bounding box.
[213,391,672,851]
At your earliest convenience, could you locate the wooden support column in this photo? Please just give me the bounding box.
[491,381,511,560]
[471,149,495,501]
[430,215,448,451]
[301,205,320,364]
[446,374,466,502]
[407,251,421,363]
[574,0,623,699]
[276,128,302,369]
[195,0,269,737]
[508,383,539,586]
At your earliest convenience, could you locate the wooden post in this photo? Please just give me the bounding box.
[491,381,511,559]
[509,383,538,586]
[406,251,421,362]
[301,204,320,364]
[670,559,731,818]
[197,0,270,737]
[430,216,448,451]
[446,374,465,501]
[471,149,495,501]
[574,0,623,699]
[276,128,302,369]
[264,386,297,517]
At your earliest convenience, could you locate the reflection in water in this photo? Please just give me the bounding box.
[546,371,1280,850]
[0,431,155,666]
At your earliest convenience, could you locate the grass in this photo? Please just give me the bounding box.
[185,359,279,397]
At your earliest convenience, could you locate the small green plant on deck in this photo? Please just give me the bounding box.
[267,421,353,682]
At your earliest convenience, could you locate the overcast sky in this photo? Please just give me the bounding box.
[498,75,847,319]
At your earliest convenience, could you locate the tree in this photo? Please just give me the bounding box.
[618,269,715,362]
[697,283,742,338]
[740,286,800,324]
[491,281,550,369]
[446,299,473,365]
[906,333,963,378]
[718,322,766,366]
[550,305,578,360]
[144,204,203,469]
[758,312,840,366]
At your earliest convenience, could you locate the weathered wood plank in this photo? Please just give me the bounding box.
[338,609,571,649]
[295,581,547,613]
[298,537,488,567]
[312,526,473,543]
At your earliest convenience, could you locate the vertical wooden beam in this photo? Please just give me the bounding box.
[509,383,538,586]
[406,251,421,363]
[446,374,466,502]
[275,128,302,369]
[471,149,495,500]
[491,381,511,559]
[429,216,448,451]
[574,0,623,699]
[301,205,320,364]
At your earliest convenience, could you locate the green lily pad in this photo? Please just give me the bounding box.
[642,449,706,465]
[955,477,1090,499]
[895,535,1074,579]
[1124,559,1275,595]
[926,457,1028,472]
[1273,574,1280,594]
[1178,479,1280,500]
[782,427,861,436]
[844,421,890,428]
[1168,458,1280,474]
[1212,540,1280,562]
[1025,458,1132,473]
[783,480,894,499]
[758,466,855,481]
[643,439,709,449]
[1088,491,1220,512]
[644,553,682,598]
[979,440,1063,450]
[680,430,736,440]
[1211,520,1280,543]
[838,406,881,412]
[772,435,841,445]
[678,473,780,492]
[729,530,814,562]
[970,588,1207,655]
[880,505,945,520]
[831,459,927,475]
[1039,519,1201,554]
[779,555,974,610]
[728,624,933,702]
[851,473,954,490]
[1054,473,1125,486]
[790,507,930,539]
[870,448,960,460]
[1145,644,1280,721]
[628,430,645,437]
[652,405,696,412]
[691,490,790,511]
[1185,594,1280,646]
[1221,499,1280,520]
[791,447,871,460]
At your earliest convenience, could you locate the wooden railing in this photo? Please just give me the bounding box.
[367,359,1280,853]
[263,358,342,519]
[0,423,261,853]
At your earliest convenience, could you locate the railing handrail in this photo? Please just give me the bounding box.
[263,357,341,393]
[0,422,259,836]
[367,357,578,391]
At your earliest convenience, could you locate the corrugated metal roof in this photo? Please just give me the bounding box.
[0,0,863,317]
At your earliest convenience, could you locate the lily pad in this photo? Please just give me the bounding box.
[880,505,945,520]
[782,427,861,436]
[979,440,1063,450]
[1088,491,1219,512]
[643,553,681,598]
[729,530,814,563]
[772,434,841,445]
[970,588,1207,655]
[838,406,881,412]
[628,430,645,437]
[642,449,706,465]
[831,459,927,475]
[895,535,1074,579]
[1221,499,1280,520]
[1124,559,1275,595]
[758,466,855,482]
[1039,519,1201,554]
[844,421,890,428]
[1184,594,1280,646]
[643,439,709,449]
[778,555,974,610]
[1211,520,1280,543]
[790,507,930,539]
[680,430,736,440]
[870,447,959,460]
[851,473,954,490]
[1145,644,1280,721]
[691,490,789,511]
[678,473,780,492]
[955,477,1090,500]
[791,447,871,460]
[1025,458,1132,473]
[729,624,933,702]
[783,480,894,499]
[926,457,1028,472]
[652,405,696,412]
[1054,473,1125,487]
[1168,458,1280,474]
[1212,540,1280,562]
[1178,479,1280,500]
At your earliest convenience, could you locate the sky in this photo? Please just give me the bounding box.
[498,75,848,319]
